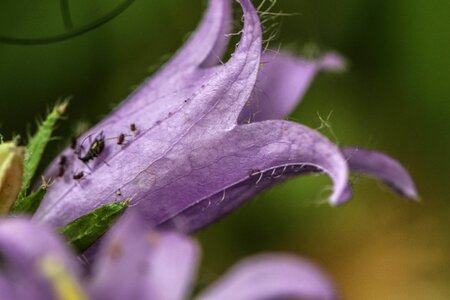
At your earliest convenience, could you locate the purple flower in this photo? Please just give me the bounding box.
[0,214,338,300]
[34,0,417,231]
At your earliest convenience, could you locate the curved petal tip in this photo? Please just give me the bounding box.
[342,147,419,201]
[331,184,353,206]
[319,52,347,72]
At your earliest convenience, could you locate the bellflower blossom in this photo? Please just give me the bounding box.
[34,0,417,231]
[0,214,338,300]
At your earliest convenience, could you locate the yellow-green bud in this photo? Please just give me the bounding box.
[0,142,24,215]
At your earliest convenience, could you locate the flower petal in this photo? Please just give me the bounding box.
[163,0,233,71]
[199,0,233,67]
[111,0,233,121]
[199,0,263,127]
[0,218,81,300]
[89,213,199,300]
[196,254,338,300]
[158,120,349,232]
[35,0,263,228]
[79,0,232,129]
[342,147,419,199]
[239,51,345,123]
[0,276,19,300]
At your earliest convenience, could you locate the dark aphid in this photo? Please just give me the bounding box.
[130,123,137,132]
[248,169,262,177]
[78,132,106,163]
[70,137,77,150]
[59,155,67,166]
[117,133,126,145]
[58,165,66,177]
[73,171,84,180]
[115,189,122,197]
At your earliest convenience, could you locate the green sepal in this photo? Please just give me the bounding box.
[11,184,47,215]
[58,201,128,253]
[18,100,69,199]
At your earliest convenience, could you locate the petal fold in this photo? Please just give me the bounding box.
[198,0,263,128]
[342,147,419,199]
[196,254,338,300]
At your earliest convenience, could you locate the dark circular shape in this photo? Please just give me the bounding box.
[0,0,136,45]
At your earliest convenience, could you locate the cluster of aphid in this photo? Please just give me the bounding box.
[57,123,138,181]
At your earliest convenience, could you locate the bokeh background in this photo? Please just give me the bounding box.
[0,0,449,299]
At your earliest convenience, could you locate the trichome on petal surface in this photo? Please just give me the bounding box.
[34,0,417,235]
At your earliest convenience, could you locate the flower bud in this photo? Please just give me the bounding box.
[0,142,24,215]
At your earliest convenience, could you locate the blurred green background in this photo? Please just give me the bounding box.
[0,0,449,299]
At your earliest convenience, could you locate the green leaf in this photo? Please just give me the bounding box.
[59,201,128,253]
[11,183,47,215]
[18,100,68,199]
